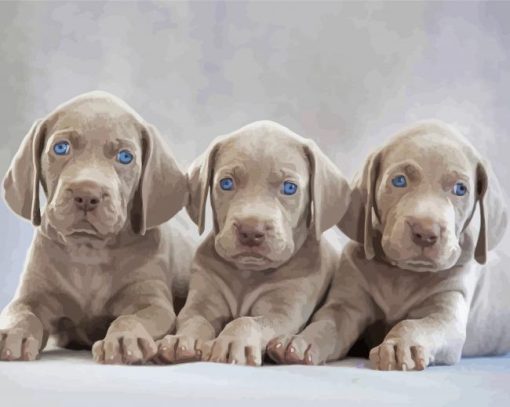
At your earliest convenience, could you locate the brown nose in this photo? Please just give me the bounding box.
[70,182,104,213]
[74,194,101,212]
[408,219,441,248]
[235,220,266,247]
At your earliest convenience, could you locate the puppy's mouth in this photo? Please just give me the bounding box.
[394,257,438,272]
[68,231,104,241]
[66,221,105,241]
[233,252,269,265]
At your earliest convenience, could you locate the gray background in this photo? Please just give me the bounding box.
[0,1,509,307]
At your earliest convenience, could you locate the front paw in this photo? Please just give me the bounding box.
[92,327,157,365]
[155,335,202,364]
[266,335,319,365]
[369,339,432,371]
[203,336,262,366]
[0,328,41,361]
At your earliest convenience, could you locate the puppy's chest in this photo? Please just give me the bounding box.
[362,266,445,323]
[60,265,116,318]
[218,270,316,318]
[67,244,112,266]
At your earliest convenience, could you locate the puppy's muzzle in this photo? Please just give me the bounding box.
[67,180,109,214]
[234,218,270,248]
[407,216,444,248]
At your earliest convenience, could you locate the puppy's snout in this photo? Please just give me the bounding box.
[69,181,107,213]
[74,194,100,212]
[235,219,267,247]
[407,217,442,248]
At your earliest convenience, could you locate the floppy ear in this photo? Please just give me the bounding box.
[131,123,188,235]
[473,161,508,264]
[337,150,382,259]
[3,119,46,226]
[186,138,222,235]
[303,140,351,240]
[474,162,488,264]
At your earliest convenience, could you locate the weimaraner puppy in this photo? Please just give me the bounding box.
[155,121,350,366]
[267,120,509,370]
[0,91,193,364]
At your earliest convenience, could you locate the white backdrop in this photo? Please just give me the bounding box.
[1,1,509,307]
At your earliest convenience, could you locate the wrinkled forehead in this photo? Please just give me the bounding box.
[382,133,476,181]
[214,133,309,178]
[45,99,141,146]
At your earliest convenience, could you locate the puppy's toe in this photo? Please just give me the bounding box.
[121,336,144,364]
[396,343,415,371]
[200,340,214,362]
[378,343,397,371]
[411,345,430,371]
[208,338,229,363]
[194,339,205,360]
[227,341,245,365]
[21,337,40,361]
[92,340,105,363]
[138,337,157,361]
[103,338,122,365]
[267,336,291,364]
[245,345,262,366]
[157,335,177,363]
[284,337,309,364]
[175,336,199,362]
[304,345,320,366]
[369,346,381,370]
[2,331,23,361]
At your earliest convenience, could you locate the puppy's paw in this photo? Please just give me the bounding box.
[155,335,202,364]
[92,328,157,365]
[203,336,262,366]
[0,328,41,361]
[369,340,432,371]
[267,335,319,365]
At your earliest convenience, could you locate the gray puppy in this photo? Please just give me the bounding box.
[268,121,509,370]
[156,121,350,366]
[0,91,192,364]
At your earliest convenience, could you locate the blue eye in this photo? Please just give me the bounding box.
[452,182,467,196]
[219,177,234,191]
[117,150,134,165]
[282,181,298,196]
[53,141,70,156]
[391,175,407,188]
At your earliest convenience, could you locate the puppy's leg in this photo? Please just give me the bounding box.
[0,301,47,361]
[370,291,468,371]
[1,244,62,362]
[205,285,331,366]
[205,316,264,366]
[93,280,174,365]
[267,258,377,365]
[156,278,231,364]
[268,305,375,366]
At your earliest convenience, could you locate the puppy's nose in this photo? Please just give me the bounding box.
[408,219,441,248]
[235,220,266,247]
[70,182,104,213]
[74,194,100,212]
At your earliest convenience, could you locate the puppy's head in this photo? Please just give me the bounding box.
[187,121,350,271]
[339,121,508,272]
[4,91,187,243]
